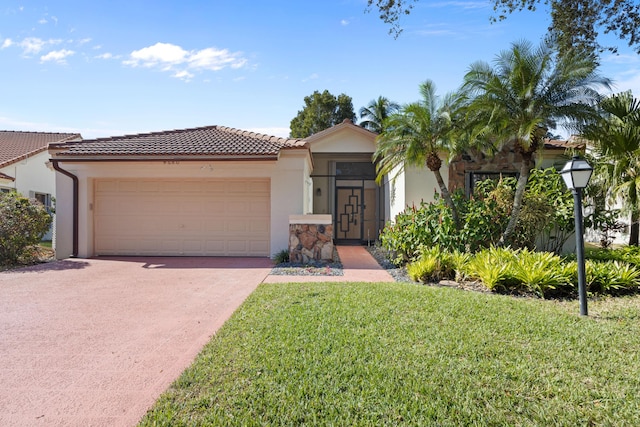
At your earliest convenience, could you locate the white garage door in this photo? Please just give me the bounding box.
[94,178,270,256]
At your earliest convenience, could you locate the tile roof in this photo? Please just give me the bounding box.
[0,131,81,168]
[51,125,308,158]
[543,137,586,150]
[0,171,15,181]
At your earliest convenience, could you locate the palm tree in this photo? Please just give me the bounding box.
[373,80,466,226]
[463,38,610,245]
[359,96,400,133]
[585,91,640,245]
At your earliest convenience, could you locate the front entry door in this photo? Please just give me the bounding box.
[336,187,363,242]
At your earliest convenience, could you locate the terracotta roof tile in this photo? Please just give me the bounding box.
[543,137,586,150]
[0,171,15,181]
[52,125,308,158]
[0,131,81,168]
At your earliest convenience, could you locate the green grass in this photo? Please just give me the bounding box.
[140,283,640,426]
[39,240,53,249]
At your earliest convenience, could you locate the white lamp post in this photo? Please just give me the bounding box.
[560,155,593,316]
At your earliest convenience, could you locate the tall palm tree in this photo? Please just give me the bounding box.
[463,38,610,245]
[585,91,640,245]
[359,96,400,133]
[374,80,466,226]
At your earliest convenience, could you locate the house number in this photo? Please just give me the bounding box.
[163,161,180,165]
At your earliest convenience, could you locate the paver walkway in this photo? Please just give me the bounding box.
[262,245,394,283]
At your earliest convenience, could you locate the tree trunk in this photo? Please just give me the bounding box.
[499,154,533,246]
[432,168,461,229]
[630,210,639,246]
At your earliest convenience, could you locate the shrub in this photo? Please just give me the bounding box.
[407,246,457,283]
[272,249,290,264]
[379,196,461,264]
[0,192,52,265]
[511,249,573,298]
[465,247,518,291]
[586,260,640,295]
[379,168,576,263]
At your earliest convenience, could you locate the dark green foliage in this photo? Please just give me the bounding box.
[289,90,356,138]
[380,168,575,262]
[407,245,640,298]
[272,249,290,264]
[366,0,640,55]
[0,192,52,265]
[359,96,400,133]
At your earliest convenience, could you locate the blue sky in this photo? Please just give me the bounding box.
[1,0,638,139]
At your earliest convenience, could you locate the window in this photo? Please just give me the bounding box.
[335,162,376,179]
[33,192,52,213]
[0,188,10,194]
[466,171,518,197]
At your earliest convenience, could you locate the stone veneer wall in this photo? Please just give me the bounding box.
[289,221,334,264]
[448,145,525,192]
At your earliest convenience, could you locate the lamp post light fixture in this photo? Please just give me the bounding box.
[560,155,593,316]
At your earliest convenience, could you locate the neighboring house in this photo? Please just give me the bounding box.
[49,121,578,259]
[1,131,82,240]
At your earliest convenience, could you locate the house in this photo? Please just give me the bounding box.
[1,131,82,239]
[50,121,577,259]
[49,126,311,258]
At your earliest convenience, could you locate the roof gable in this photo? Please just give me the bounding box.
[50,125,308,159]
[0,131,81,168]
[306,119,377,154]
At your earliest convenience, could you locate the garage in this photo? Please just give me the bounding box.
[94,178,270,256]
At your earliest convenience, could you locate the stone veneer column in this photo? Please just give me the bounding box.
[289,215,334,264]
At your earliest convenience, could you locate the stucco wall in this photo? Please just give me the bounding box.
[388,162,446,220]
[52,153,309,259]
[0,151,56,199]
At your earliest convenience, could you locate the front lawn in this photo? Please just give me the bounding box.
[140,282,640,426]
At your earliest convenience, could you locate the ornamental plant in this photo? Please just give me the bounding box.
[0,192,52,265]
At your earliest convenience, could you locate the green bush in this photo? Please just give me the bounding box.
[465,247,518,291]
[585,260,640,295]
[272,249,290,264]
[407,246,457,283]
[0,192,52,265]
[511,249,573,298]
[380,168,576,264]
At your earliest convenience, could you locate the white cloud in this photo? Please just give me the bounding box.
[188,47,247,70]
[19,37,47,54]
[124,42,188,67]
[17,37,62,55]
[611,70,640,97]
[39,18,48,24]
[124,42,248,79]
[40,49,75,64]
[1,38,13,49]
[95,52,118,60]
[341,19,350,26]
[173,70,194,81]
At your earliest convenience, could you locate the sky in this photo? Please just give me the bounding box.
[1,0,639,140]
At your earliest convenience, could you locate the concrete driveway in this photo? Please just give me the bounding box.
[0,257,272,427]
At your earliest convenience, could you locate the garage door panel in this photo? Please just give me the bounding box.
[94,178,270,256]
[118,180,140,192]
